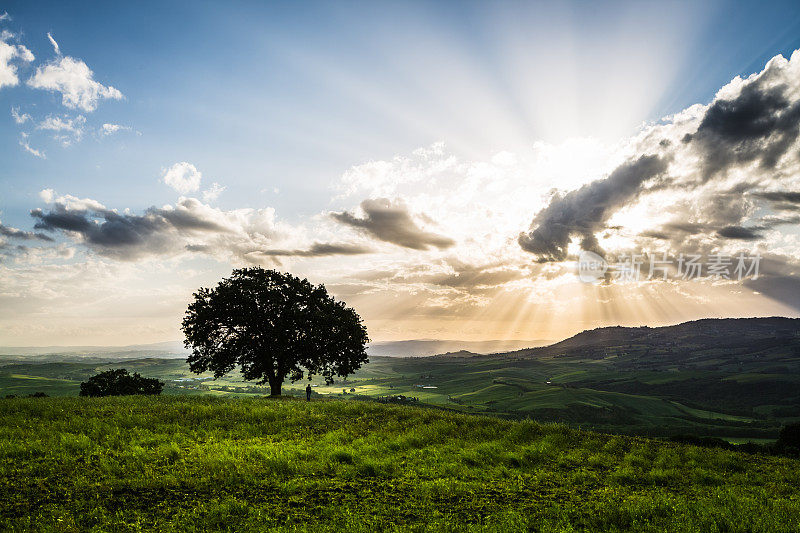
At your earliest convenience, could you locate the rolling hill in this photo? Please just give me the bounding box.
[506,317,800,370]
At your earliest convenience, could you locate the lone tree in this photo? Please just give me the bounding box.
[80,369,164,397]
[182,268,369,396]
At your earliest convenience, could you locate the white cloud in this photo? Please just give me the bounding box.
[39,190,107,211]
[28,55,123,112]
[10,105,30,124]
[202,182,226,202]
[47,32,60,55]
[20,137,45,158]
[161,162,202,194]
[37,114,86,145]
[101,123,131,135]
[38,114,85,132]
[0,30,34,89]
[39,189,55,203]
[0,12,9,21]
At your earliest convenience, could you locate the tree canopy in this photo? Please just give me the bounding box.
[79,369,164,397]
[182,268,369,396]
[778,423,800,453]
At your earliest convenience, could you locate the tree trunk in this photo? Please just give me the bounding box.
[269,377,282,396]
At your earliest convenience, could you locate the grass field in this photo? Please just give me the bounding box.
[1,395,798,532]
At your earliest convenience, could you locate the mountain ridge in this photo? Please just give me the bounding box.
[487,317,800,364]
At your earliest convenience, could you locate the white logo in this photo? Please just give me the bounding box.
[577,251,607,283]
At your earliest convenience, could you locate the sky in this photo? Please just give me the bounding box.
[2,0,800,346]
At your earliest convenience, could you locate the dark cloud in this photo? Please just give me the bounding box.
[0,222,54,242]
[639,230,670,240]
[518,155,668,262]
[331,198,455,250]
[30,198,239,254]
[640,222,710,241]
[31,204,172,258]
[642,211,799,245]
[185,244,212,253]
[31,197,371,261]
[743,254,800,311]
[251,242,372,257]
[519,53,800,261]
[716,225,763,241]
[683,78,800,180]
[751,190,800,205]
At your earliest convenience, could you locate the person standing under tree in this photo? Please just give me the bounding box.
[306,383,312,401]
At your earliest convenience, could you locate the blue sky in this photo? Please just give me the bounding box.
[4,0,800,224]
[2,1,800,345]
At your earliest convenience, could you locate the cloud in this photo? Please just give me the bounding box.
[716,225,763,241]
[10,106,30,124]
[518,155,668,261]
[520,49,800,261]
[0,30,34,89]
[31,197,238,260]
[750,190,800,206]
[411,258,528,291]
[19,136,44,158]
[28,55,123,112]
[46,32,60,55]
[251,242,373,257]
[39,188,55,203]
[202,182,225,202]
[101,123,131,136]
[683,56,800,181]
[0,12,9,21]
[28,191,367,262]
[0,222,53,242]
[37,114,86,145]
[335,142,459,199]
[162,162,202,194]
[331,198,455,250]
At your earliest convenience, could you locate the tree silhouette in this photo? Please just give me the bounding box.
[182,268,369,396]
[80,369,163,397]
[778,423,800,453]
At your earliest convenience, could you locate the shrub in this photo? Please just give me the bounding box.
[79,369,164,397]
[777,423,800,454]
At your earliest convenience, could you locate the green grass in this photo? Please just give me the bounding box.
[0,395,798,532]
[0,374,82,397]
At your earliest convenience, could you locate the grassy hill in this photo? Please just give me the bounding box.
[0,395,798,532]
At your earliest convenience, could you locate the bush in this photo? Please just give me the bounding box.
[668,435,733,451]
[79,369,164,397]
[777,423,800,454]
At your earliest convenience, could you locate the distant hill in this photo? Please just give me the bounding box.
[0,341,187,362]
[367,339,551,357]
[502,317,800,371]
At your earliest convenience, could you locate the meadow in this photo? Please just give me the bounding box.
[2,350,796,442]
[1,395,798,532]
